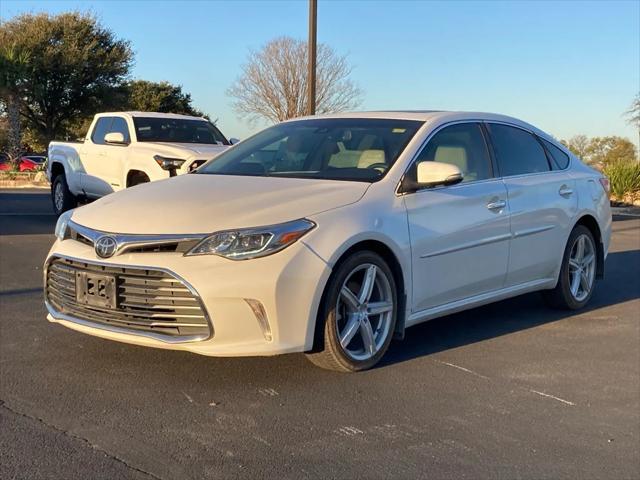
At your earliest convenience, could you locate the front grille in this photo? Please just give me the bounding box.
[45,256,211,342]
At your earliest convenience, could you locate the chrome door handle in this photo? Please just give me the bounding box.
[486,200,506,211]
[559,185,574,197]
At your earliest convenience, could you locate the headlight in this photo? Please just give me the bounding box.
[54,210,73,241]
[186,219,316,260]
[154,155,186,171]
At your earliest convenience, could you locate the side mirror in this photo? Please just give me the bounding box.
[402,161,463,192]
[104,132,128,145]
[229,137,240,145]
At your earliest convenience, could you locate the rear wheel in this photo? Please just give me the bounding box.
[306,251,397,372]
[51,174,77,216]
[543,225,597,310]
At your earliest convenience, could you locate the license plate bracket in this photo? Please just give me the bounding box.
[75,271,117,309]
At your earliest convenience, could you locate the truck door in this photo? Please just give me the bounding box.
[81,117,130,197]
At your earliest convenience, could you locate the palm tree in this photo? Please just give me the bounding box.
[0,43,30,168]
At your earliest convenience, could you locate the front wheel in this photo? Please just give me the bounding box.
[51,174,77,216]
[543,225,597,310]
[306,251,397,372]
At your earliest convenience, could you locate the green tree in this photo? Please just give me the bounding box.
[586,136,637,166]
[0,42,30,165]
[0,12,133,144]
[125,80,205,117]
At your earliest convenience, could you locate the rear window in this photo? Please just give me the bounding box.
[541,138,570,170]
[487,124,551,176]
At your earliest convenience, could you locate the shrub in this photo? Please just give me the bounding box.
[603,160,640,203]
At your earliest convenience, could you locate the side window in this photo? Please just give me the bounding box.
[540,138,570,170]
[108,117,131,144]
[91,117,113,145]
[487,124,550,176]
[414,123,492,183]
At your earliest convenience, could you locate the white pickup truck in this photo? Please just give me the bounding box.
[47,111,235,215]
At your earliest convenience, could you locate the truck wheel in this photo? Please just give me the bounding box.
[52,175,77,216]
[128,172,150,187]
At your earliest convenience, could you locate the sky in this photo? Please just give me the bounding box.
[2,0,639,143]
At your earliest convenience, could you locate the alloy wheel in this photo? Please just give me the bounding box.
[568,233,596,302]
[335,263,394,361]
[54,182,64,212]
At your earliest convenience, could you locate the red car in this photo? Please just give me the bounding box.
[0,155,46,172]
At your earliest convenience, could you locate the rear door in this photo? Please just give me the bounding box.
[81,117,131,196]
[485,123,577,286]
[403,122,511,313]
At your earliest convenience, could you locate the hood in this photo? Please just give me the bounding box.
[137,142,229,160]
[71,174,370,234]
[153,142,229,156]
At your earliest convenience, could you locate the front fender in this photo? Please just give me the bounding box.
[301,196,412,348]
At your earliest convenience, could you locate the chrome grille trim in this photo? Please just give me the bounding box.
[66,220,207,256]
[44,255,213,343]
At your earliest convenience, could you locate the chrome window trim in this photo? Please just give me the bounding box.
[43,253,214,344]
[396,118,573,196]
[67,220,207,256]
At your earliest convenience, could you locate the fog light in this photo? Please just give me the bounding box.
[244,299,272,341]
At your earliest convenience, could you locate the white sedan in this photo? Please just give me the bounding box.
[45,111,612,372]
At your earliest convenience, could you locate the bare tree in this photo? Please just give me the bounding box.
[561,134,590,161]
[228,36,363,123]
[625,93,640,156]
[625,93,640,129]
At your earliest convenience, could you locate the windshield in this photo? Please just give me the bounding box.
[197,118,423,182]
[133,117,229,145]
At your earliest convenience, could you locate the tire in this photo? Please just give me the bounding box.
[51,174,77,216]
[543,225,597,310]
[128,172,150,187]
[306,251,397,372]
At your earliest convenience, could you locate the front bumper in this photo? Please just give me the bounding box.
[44,235,331,357]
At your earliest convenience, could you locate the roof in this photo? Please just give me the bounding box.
[288,110,550,139]
[96,111,206,121]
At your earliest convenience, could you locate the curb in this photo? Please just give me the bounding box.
[0,183,50,189]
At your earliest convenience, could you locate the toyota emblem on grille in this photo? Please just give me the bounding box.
[95,235,118,258]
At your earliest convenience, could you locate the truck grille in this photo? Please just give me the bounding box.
[45,256,212,342]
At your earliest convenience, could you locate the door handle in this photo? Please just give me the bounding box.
[559,185,574,197]
[486,199,506,212]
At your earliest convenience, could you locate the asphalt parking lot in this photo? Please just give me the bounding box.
[1,188,639,480]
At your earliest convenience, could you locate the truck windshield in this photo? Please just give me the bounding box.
[197,118,423,182]
[133,117,229,145]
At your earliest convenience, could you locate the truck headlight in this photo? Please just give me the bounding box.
[154,155,186,171]
[55,210,73,241]
[186,219,316,260]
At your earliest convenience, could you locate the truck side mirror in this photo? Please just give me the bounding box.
[104,132,128,145]
[229,138,240,145]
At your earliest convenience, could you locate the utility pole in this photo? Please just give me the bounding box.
[308,0,317,115]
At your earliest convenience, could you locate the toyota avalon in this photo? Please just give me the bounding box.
[44,111,612,371]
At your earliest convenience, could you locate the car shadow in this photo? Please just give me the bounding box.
[0,191,56,236]
[379,248,640,369]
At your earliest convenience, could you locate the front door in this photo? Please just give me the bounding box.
[81,116,130,197]
[403,122,511,313]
